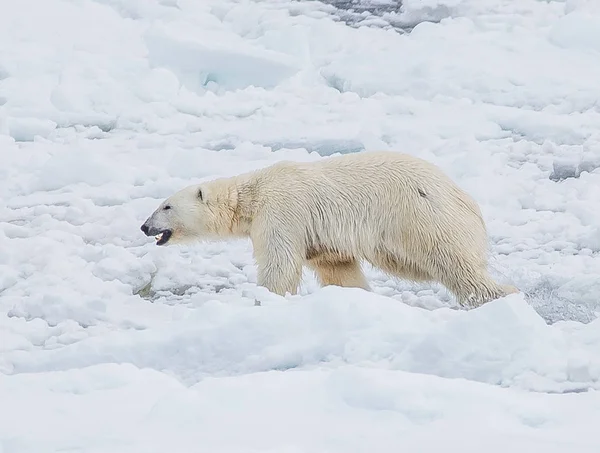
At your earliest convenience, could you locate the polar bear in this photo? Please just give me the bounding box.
[141,151,518,307]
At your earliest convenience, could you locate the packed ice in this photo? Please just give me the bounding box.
[1,0,600,451]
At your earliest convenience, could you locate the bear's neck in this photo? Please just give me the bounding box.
[228,176,258,237]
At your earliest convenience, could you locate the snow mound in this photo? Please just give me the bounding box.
[2,363,600,453]
[3,288,600,394]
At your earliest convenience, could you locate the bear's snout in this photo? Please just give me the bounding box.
[140,222,160,236]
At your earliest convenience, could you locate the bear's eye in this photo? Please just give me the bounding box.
[164,205,171,210]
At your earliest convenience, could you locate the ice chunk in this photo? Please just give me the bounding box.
[549,11,600,52]
[144,26,300,93]
[264,139,365,156]
[7,117,56,141]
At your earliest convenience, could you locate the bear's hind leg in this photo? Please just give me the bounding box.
[452,277,519,308]
[431,262,518,308]
[309,259,370,291]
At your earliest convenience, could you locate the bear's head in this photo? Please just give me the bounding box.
[140,181,235,246]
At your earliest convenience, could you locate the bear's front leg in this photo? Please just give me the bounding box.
[256,256,303,296]
[250,227,303,296]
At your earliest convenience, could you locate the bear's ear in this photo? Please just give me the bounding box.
[197,188,204,201]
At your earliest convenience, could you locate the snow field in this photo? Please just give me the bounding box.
[2,364,600,453]
[1,0,600,451]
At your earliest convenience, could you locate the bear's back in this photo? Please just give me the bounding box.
[253,151,486,256]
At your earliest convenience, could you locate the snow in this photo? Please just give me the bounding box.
[549,9,600,53]
[1,0,600,451]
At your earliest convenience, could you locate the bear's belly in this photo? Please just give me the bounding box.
[305,243,355,264]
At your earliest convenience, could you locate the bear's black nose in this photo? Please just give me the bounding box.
[141,224,149,235]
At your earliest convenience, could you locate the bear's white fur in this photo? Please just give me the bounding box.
[141,151,518,307]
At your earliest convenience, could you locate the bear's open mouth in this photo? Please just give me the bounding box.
[155,229,172,246]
